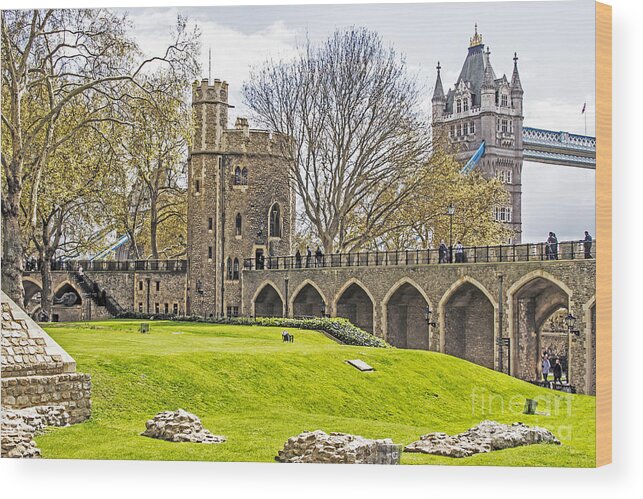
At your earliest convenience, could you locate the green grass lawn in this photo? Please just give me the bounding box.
[36,320,596,466]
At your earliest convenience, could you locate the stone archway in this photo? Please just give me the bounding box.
[53,281,83,306]
[384,280,430,350]
[23,277,43,316]
[252,282,284,317]
[508,272,571,381]
[440,278,496,369]
[334,280,374,333]
[291,281,326,318]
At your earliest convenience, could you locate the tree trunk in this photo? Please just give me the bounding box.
[1,180,25,306]
[149,191,159,259]
[40,255,53,322]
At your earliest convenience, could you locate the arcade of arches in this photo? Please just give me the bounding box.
[244,260,596,394]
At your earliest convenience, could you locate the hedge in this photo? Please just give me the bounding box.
[115,312,390,348]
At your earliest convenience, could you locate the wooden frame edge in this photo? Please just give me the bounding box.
[596,1,612,467]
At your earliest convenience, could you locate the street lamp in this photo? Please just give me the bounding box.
[565,313,581,337]
[424,306,437,327]
[447,203,455,262]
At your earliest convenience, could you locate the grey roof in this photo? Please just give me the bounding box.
[446,43,496,112]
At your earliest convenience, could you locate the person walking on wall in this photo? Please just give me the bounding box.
[438,240,448,264]
[305,246,312,268]
[583,230,593,259]
[295,249,302,268]
[315,246,324,267]
[454,241,464,263]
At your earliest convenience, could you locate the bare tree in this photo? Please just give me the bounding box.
[243,28,430,253]
[1,9,200,305]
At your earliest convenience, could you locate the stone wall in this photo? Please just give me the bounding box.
[1,290,92,456]
[241,259,596,393]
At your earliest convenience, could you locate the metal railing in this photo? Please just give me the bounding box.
[243,240,596,271]
[46,259,188,273]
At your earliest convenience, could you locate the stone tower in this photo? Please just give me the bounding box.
[432,25,524,242]
[187,78,294,318]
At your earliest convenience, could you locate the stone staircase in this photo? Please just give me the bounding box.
[71,271,124,317]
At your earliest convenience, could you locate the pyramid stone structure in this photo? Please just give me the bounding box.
[1,291,91,424]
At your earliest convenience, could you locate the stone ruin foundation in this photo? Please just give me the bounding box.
[276,430,402,464]
[142,409,226,444]
[404,420,561,458]
[1,291,92,458]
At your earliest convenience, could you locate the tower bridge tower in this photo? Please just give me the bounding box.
[187,78,295,318]
[432,25,524,242]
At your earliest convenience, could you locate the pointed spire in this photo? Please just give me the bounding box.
[482,46,495,90]
[511,52,523,93]
[432,61,445,101]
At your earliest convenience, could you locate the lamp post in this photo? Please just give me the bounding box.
[423,306,437,328]
[447,203,455,263]
[565,313,580,337]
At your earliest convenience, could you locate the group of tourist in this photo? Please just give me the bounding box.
[545,230,593,260]
[541,352,564,387]
[294,246,325,268]
[438,240,465,264]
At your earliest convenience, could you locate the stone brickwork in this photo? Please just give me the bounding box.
[242,259,596,393]
[186,78,295,319]
[22,269,187,320]
[1,291,92,457]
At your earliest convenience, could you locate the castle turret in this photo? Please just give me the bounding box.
[187,77,295,318]
[431,62,446,120]
[510,52,524,114]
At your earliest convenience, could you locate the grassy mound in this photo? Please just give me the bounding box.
[36,320,595,466]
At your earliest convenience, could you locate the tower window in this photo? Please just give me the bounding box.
[208,246,213,259]
[456,99,462,113]
[501,94,508,107]
[494,206,513,222]
[235,213,242,236]
[241,167,248,185]
[156,281,160,292]
[233,258,240,281]
[195,179,200,193]
[469,122,475,134]
[450,125,455,137]
[463,98,469,111]
[226,257,233,281]
[208,217,213,231]
[269,204,282,238]
[234,167,241,185]
[138,281,143,291]
[501,119,508,133]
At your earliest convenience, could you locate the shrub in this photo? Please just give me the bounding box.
[116,312,389,348]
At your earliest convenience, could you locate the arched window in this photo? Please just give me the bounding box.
[234,167,241,185]
[235,213,242,236]
[233,258,240,280]
[241,167,248,185]
[269,204,281,238]
[463,98,469,111]
[456,99,462,113]
[501,93,508,107]
[226,257,233,280]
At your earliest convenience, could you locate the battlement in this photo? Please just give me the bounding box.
[192,78,229,104]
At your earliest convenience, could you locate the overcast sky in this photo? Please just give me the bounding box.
[123,0,596,243]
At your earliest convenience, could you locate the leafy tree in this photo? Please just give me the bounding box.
[1,9,199,305]
[372,137,512,251]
